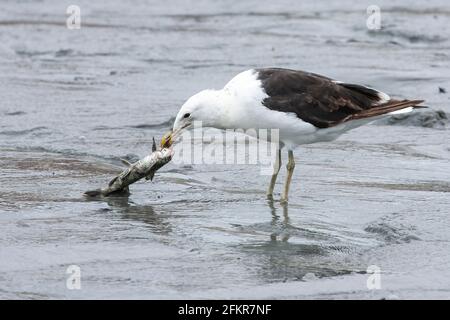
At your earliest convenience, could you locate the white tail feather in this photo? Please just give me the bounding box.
[389,107,413,115]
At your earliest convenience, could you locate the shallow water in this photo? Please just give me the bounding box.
[0,0,450,299]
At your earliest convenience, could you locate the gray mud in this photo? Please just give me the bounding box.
[0,0,449,299]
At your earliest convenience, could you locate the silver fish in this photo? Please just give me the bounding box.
[84,138,173,197]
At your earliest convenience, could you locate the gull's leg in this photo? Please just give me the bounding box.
[281,150,295,203]
[266,148,282,199]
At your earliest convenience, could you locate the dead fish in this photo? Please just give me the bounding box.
[84,137,174,197]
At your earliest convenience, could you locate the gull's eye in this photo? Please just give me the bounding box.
[183,113,191,119]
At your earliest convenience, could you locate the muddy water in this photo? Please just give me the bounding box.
[0,0,449,299]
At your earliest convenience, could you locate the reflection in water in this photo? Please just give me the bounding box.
[86,195,173,235]
[268,199,290,242]
[237,200,354,282]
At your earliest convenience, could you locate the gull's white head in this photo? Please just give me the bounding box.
[172,89,227,138]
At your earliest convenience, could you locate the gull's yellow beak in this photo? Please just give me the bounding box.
[160,130,173,148]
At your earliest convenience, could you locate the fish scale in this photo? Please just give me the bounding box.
[84,138,173,197]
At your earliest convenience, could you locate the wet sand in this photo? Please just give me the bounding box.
[0,0,449,299]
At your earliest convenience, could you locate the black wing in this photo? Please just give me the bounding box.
[257,68,421,128]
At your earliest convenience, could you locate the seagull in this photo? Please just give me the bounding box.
[167,68,424,202]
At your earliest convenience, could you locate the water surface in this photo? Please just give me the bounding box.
[0,0,449,299]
